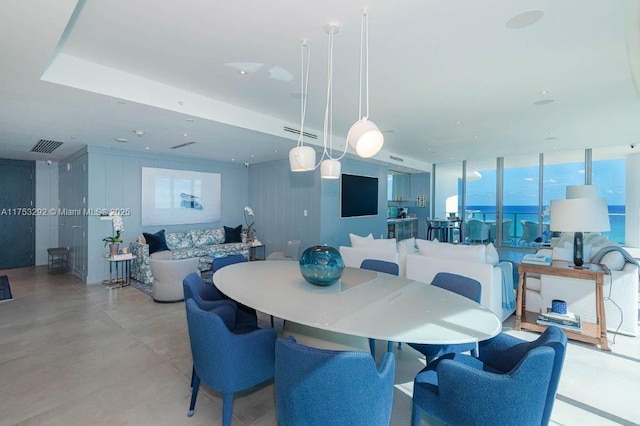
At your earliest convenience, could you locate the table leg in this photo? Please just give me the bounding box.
[515,267,524,330]
[595,276,610,351]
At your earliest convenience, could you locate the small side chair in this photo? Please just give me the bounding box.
[275,336,395,426]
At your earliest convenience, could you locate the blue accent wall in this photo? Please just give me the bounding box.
[248,157,389,256]
[78,146,249,283]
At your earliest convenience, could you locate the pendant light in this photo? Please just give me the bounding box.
[347,9,384,158]
[289,24,348,178]
[289,41,315,172]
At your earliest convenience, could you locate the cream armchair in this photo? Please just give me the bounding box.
[150,257,200,302]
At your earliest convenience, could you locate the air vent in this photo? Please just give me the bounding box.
[170,141,196,149]
[389,155,404,162]
[284,126,318,139]
[30,139,63,154]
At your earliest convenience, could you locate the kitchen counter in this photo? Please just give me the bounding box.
[387,217,418,240]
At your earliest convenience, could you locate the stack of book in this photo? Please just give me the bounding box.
[521,253,552,265]
[536,309,582,332]
[109,253,133,260]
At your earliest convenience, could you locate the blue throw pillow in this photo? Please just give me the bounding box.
[143,229,170,254]
[223,225,242,243]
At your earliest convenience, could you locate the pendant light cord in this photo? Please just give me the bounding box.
[297,41,310,149]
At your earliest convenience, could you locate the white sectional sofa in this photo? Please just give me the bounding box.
[526,233,638,336]
[339,234,515,322]
[404,240,515,322]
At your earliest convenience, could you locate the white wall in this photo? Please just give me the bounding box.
[35,161,59,265]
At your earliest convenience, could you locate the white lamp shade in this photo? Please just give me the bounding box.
[320,159,341,179]
[289,146,316,172]
[566,185,597,199]
[550,198,611,232]
[347,118,384,158]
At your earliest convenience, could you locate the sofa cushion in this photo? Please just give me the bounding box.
[165,231,193,250]
[224,225,243,243]
[189,229,218,248]
[416,239,486,264]
[397,238,417,255]
[143,230,170,254]
[350,233,374,247]
[485,242,499,266]
[368,238,397,252]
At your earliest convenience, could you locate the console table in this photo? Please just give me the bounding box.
[515,261,610,351]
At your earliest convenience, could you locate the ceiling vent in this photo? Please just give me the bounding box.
[284,126,318,140]
[389,155,404,162]
[30,139,63,154]
[170,141,196,149]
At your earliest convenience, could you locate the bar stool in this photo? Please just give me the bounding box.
[426,220,448,242]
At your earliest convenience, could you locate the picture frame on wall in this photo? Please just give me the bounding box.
[141,167,221,226]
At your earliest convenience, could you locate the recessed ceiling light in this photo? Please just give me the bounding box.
[473,134,478,139]
[145,146,150,150]
[133,130,145,137]
[178,100,184,105]
[117,100,127,105]
[183,133,188,137]
[116,138,128,143]
[539,90,549,95]
[239,70,248,75]
[533,99,555,106]
[455,121,462,125]
[70,136,77,140]
[231,158,235,161]
[274,150,278,153]
[251,154,255,158]
[186,118,194,123]
[506,10,545,29]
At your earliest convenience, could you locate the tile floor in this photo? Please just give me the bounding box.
[0,266,638,425]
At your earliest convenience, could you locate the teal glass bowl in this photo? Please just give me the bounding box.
[299,245,345,286]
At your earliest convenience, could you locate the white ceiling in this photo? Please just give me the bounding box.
[1,0,640,171]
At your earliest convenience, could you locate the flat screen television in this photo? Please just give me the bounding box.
[341,173,378,217]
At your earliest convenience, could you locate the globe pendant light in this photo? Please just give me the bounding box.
[347,9,384,158]
[289,41,315,172]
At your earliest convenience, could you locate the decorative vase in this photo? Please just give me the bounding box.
[109,243,119,256]
[247,229,254,242]
[299,245,345,286]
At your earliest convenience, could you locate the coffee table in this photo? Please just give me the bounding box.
[214,262,502,345]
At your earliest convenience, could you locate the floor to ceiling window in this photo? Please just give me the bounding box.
[593,147,627,243]
[503,154,540,246]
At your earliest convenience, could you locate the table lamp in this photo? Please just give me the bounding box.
[550,185,610,267]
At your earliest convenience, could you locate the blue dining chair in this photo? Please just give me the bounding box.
[212,254,247,272]
[185,299,276,426]
[183,272,257,332]
[275,336,395,426]
[408,272,482,364]
[359,259,400,358]
[411,326,568,426]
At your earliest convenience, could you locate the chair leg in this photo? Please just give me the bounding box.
[369,338,376,358]
[411,402,422,426]
[222,393,234,426]
[387,341,393,353]
[188,372,201,417]
[397,342,403,350]
[190,366,195,388]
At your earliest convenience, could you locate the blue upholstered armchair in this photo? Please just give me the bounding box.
[275,337,396,426]
[185,299,277,426]
[183,271,257,332]
[408,272,481,363]
[412,326,568,426]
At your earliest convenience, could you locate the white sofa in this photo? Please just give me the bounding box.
[526,233,638,336]
[339,235,515,322]
[405,240,515,322]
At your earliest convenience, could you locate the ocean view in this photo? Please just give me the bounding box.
[467,205,626,244]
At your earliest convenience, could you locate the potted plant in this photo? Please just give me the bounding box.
[244,206,255,242]
[103,212,124,255]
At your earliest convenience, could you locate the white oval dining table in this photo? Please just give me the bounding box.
[213,261,502,345]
